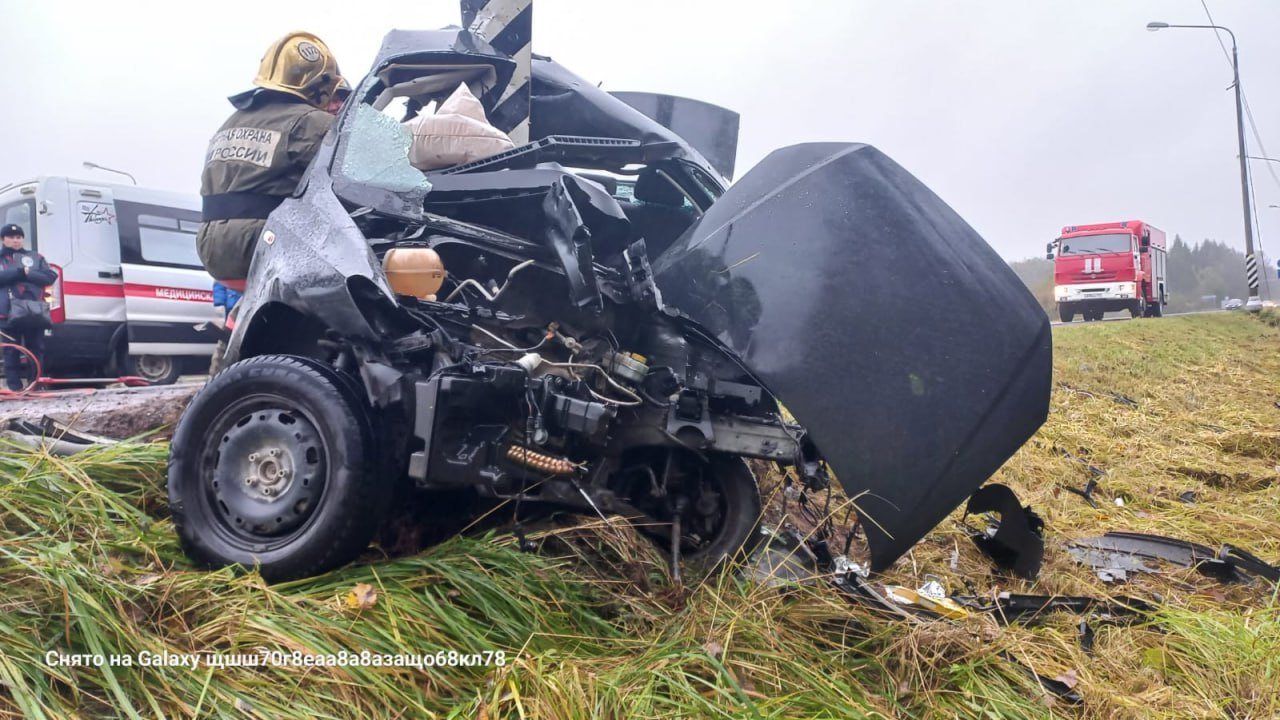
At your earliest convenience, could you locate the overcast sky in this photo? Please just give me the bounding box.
[4,0,1280,262]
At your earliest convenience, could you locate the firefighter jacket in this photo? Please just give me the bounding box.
[197,89,335,281]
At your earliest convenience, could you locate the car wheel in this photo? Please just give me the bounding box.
[621,449,763,577]
[128,354,182,385]
[167,354,388,582]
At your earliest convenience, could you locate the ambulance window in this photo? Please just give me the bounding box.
[138,214,202,268]
[1,199,36,250]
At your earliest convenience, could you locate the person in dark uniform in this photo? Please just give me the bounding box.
[0,223,57,391]
[197,31,345,289]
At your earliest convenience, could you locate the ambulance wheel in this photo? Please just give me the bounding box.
[167,354,387,583]
[128,354,181,385]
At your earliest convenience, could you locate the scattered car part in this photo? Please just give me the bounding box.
[884,584,970,620]
[1219,544,1280,583]
[741,527,822,589]
[1078,621,1095,655]
[1063,477,1101,508]
[1177,490,1197,504]
[964,484,1045,580]
[952,592,1155,626]
[998,651,1083,706]
[1068,532,1279,585]
[1066,545,1158,583]
[1,416,122,456]
[830,569,1088,704]
[1109,392,1138,408]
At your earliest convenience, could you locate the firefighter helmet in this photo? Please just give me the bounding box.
[253,32,342,109]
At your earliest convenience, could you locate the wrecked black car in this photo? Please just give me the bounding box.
[166,28,1053,583]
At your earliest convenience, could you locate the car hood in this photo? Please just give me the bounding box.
[651,143,1053,571]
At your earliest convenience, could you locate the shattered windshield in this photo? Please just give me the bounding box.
[337,103,433,200]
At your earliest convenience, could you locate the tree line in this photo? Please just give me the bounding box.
[1008,235,1275,315]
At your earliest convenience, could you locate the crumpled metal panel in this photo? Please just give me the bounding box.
[652,142,1053,571]
[610,91,740,181]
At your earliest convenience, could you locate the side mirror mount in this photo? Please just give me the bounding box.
[1045,242,1055,260]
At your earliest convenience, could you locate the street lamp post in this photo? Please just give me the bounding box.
[1147,21,1262,311]
[82,161,137,186]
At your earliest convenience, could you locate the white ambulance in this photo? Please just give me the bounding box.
[0,176,222,384]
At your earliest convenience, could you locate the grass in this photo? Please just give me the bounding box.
[1,312,1279,719]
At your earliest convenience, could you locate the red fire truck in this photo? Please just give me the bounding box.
[1046,220,1168,322]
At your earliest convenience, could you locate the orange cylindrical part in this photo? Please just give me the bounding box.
[383,248,447,299]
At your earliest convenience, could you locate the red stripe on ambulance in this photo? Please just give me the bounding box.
[62,281,214,303]
[62,280,125,298]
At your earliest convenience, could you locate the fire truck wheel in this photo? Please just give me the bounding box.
[1130,299,1146,318]
[128,354,182,385]
[1059,308,1075,323]
[1150,302,1163,318]
[167,354,388,583]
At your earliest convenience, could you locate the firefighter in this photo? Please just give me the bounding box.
[327,76,352,115]
[196,31,345,292]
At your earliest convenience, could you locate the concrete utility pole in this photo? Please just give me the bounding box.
[1148,21,1262,311]
[462,0,532,146]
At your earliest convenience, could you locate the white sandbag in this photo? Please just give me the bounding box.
[405,83,515,170]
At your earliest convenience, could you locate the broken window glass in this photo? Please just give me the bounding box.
[337,104,432,200]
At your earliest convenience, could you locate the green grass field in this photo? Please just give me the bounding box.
[1,312,1277,719]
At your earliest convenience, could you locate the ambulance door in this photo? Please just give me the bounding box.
[67,183,127,325]
[115,199,218,382]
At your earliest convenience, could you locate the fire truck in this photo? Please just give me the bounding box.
[1046,220,1168,322]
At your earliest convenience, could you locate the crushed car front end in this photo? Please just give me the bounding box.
[168,26,1051,583]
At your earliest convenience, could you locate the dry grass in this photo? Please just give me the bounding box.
[1,312,1278,719]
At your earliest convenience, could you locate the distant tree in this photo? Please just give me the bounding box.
[1007,258,1055,315]
[1167,235,1198,311]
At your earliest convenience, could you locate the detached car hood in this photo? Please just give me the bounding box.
[652,143,1052,571]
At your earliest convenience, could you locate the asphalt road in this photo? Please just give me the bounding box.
[1051,308,1228,327]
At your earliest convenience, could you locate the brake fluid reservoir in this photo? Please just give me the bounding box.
[607,351,648,384]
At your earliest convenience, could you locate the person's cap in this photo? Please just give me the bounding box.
[0,224,24,238]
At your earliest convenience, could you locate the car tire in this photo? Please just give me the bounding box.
[128,354,182,385]
[628,451,764,577]
[167,354,388,583]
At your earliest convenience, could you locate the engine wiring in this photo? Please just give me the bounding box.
[444,259,536,304]
[548,359,644,407]
[469,323,643,407]
[472,323,550,355]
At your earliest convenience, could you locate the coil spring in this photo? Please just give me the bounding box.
[506,444,577,475]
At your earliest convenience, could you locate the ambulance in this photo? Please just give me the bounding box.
[0,176,221,384]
